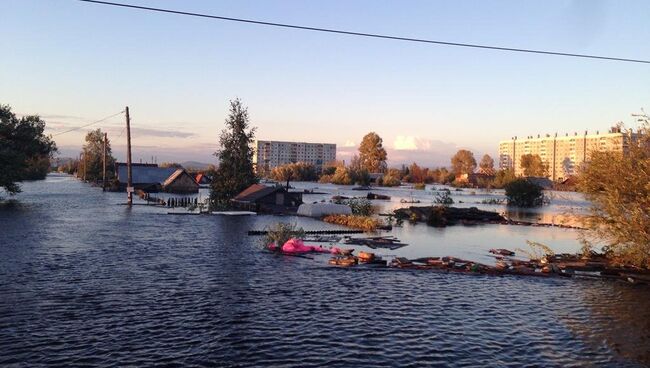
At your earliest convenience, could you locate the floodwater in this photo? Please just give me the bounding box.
[1,174,649,367]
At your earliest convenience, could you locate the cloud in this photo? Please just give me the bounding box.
[17,113,86,120]
[343,140,356,147]
[129,127,195,138]
[393,135,434,151]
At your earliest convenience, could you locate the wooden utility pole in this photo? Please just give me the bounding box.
[83,151,87,181]
[103,132,108,191]
[126,106,133,205]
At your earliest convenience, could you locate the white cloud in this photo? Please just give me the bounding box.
[394,136,418,150]
[343,140,356,147]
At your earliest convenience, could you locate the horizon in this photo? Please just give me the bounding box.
[3,0,650,167]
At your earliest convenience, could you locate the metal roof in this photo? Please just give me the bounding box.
[116,163,177,184]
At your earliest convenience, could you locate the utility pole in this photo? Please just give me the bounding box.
[83,151,87,181]
[126,106,133,205]
[103,132,108,191]
[78,152,83,179]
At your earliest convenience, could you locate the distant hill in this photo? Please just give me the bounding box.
[180,161,212,170]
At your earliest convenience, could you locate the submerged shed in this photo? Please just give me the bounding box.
[232,184,302,213]
[162,169,199,194]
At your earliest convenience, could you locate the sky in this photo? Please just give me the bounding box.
[2,0,649,167]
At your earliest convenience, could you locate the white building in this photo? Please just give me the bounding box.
[498,127,639,181]
[253,140,337,174]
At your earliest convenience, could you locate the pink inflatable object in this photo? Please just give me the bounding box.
[268,238,341,254]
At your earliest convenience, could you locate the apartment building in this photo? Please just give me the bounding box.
[253,140,337,174]
[498,127,638,181]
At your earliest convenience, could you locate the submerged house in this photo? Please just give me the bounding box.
[232,184,303,213]
[195,173,212,186]
[162,169,199,193]
[115,163,198,193]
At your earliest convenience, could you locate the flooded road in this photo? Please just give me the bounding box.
[1,174,649,367]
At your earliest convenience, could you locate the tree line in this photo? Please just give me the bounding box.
[0,104,57,197]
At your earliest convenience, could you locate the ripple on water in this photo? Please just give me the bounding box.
[1,175,649,367]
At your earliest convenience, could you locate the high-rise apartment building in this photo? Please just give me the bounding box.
[498,127,639,181]
[253,140,337,174]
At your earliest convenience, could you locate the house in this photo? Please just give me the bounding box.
[368,173,384,184]
[115,163,177,192]
[232,184,303,213]
[195,173,212,186]
[456,168,496,187]
[114,163,199,193]
[162,169,199,193]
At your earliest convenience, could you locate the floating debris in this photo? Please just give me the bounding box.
[489,248,516,256]
[343,236,408,250]
[367,192,391,200]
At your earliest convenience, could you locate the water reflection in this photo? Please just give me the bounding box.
[0,174,647,367]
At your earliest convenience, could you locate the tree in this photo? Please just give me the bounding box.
[479,154,494,171]
[358,132,387,173]
[451,149,477,175]
[578,116,650,267]
[270,162,317,183]
[520,154,548,177]
[160,162,183,169]
[0,104,57,197]
[492,168,516,189]
[210,99,257,209]
[330,166,353,185]
[504,178,545,207]
[79,129,115,182]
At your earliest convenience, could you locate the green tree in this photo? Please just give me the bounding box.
[79,129,115,182]
[504,178,545,207]
[578,116,650,267]
[0,104,57,197]
[358,132,387,173]
[451,149,477,175]
[210,99,257,209]
[520,154,548,177]
[479,154,494,171]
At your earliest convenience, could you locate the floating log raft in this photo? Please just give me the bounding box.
[343,236,408,250]
[248,229,365,236]
[394,206,506,227]
[393,206,583,229]
[367,192,391,200]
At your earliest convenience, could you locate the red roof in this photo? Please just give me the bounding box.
[233,184,283,203]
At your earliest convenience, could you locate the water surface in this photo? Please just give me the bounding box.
[1,175,649,367]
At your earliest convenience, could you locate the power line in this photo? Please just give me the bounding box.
[77,0,650,65]
[52,110,125,137]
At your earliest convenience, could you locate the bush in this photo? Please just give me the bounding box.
[380,174,401,187]
[504,179,544,207]
[323,214,382,231]
[344,198,374,216]
[433,189,454,205]
[427,206,449,227]
[413,183,426,190]
[263,222,305,248]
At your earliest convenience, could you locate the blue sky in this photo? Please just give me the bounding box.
[2,0,649,166]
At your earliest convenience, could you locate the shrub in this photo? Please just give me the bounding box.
[504,179,544,207]
[323,214,382,231]
[263,222,305,248]
[427,206,449,227]
[344,198,374,216]
[413,183,426,190]
[380,174,401,187]
[433,189,454,205]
